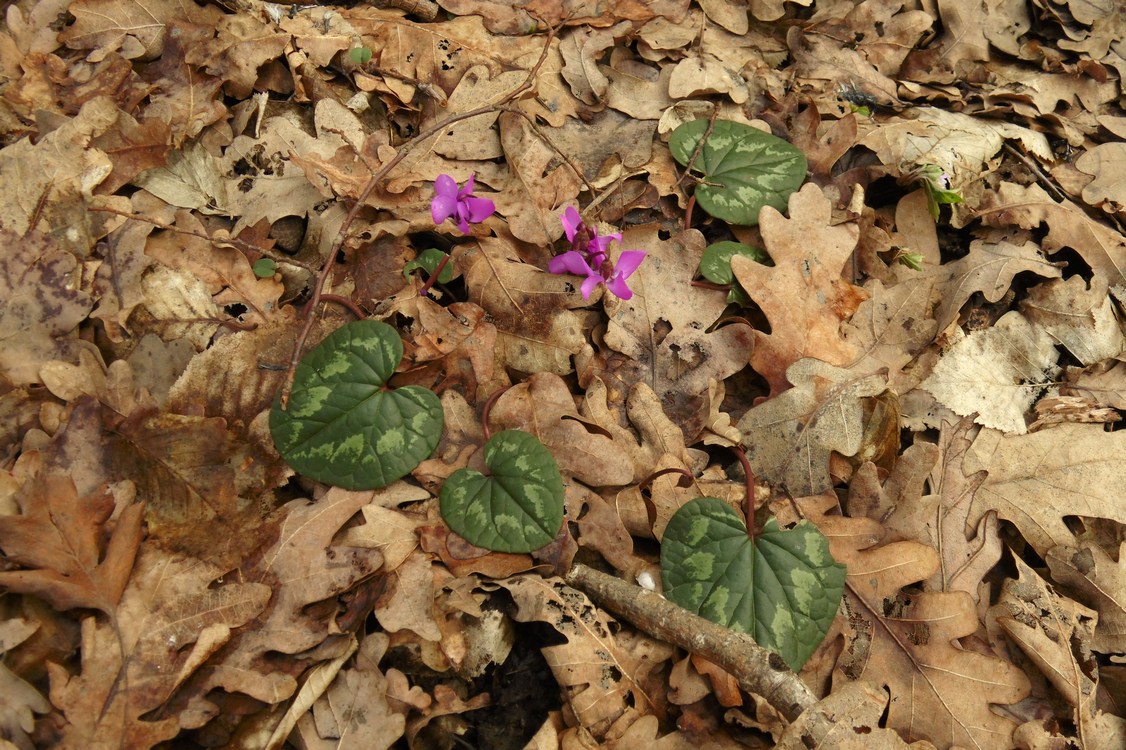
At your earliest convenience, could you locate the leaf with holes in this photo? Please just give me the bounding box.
[269,320,443,490]
[440,430,565,553]
[660,497,845,670]
[670,119,807,226]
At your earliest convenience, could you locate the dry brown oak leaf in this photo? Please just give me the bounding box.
[963,423,1126,557]
[493,574,675,740]
[594,225,755,442]
[196,487,383,705]
[738,358,888,497]
[0,475,143,616]
[731,183,867,395]
[47,547,271,749]
[978,182,1126,288]
[487,371,634,487]
[811,508,1031,749]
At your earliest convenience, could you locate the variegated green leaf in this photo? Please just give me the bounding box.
[440,430,565,553]
[660,497,845,670]
[269,320,443,490]
[670,119,807,226]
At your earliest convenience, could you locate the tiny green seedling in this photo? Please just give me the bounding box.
[403,248,455,284]
[269,320,444,490]
[349,46,373,65]
[252,258,277,278]
[670,119,808,226]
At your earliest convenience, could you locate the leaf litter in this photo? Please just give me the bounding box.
[1,1,1125,748]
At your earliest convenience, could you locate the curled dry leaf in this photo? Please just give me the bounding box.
[811,509,1031,749]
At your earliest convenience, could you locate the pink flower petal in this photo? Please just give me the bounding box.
[464,196,496,224]
[615,250,647,279]
[560,206,582,243]
[434,173,458,198]
[461,173,477,196]
[580,274,603,300]
[605,274,633,299]
[431,194,457,225]
[549,250,595,277]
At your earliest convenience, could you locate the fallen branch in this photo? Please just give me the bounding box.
[564,562,834,732]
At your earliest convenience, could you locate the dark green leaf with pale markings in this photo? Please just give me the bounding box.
[269,320,443,490]
[660,497,845,670]
[700,241,771,304]
[440,430,564,553]
[670,119,807,226]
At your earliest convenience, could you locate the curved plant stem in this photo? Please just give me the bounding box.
[416,253,451,298]
[479,385,512,441]
[730,444,757,541]
[313,294,366,320]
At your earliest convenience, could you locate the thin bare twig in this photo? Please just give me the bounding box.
[279,21,557,407]
[88,207,317,271]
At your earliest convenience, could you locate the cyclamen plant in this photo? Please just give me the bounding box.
[549,206,646,300]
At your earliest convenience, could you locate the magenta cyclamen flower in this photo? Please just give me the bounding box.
[431,174,495,233]
[549,207,646,300]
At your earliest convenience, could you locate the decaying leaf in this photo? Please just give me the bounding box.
[921,311,1060,434]
[812,508,1031,749]
[495,575,674,739]
[963,424,1126,556]
[595,226,755,441]
[739,359,888,496]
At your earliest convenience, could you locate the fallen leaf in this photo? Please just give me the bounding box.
[1046,542,1126,655]
[739,359,888,496]
[60,0,221,61]
[978,181,1126,287]
[488,372,634,487]
[0,231,98,386]
[1020,276,1126,366]
[921,311,1060,434]
[732,184,865,394]
[594,226,755,441]
[495,574,674,739]
[813,509,1031,749]
[0,475,142,615]
[963,423,1126,556]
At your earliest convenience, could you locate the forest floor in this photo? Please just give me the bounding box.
[1,1,1125,748]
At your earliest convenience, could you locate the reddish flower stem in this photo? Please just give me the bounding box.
[417,253,451,298]
[312,294,366,320]
[479,385,512,441]
[729,445,757,541]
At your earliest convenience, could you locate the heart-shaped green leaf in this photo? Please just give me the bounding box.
[670,119,807,226]
[269,320,443,490]
[440,430,565,553]
[660,497,845,670]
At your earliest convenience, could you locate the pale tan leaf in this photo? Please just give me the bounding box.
[812,510,1031,749]
[1046,541,1126,655]
[921,311,1060,434]
[1021,276,1126,367]
[963,424,1126,556]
